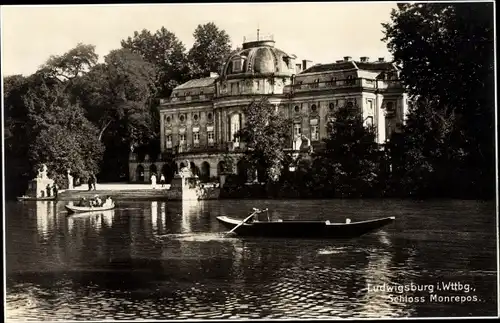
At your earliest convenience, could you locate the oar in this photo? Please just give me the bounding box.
[226,208,264,235]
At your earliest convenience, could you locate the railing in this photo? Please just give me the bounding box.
[289,78,402,92]
[169,93,214,103]
[376,80,403,89]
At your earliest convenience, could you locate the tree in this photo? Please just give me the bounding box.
[4,71,104,195]
[391,98,463,197]
[4,75,32,197]
[39,43,99,94]
[188,22,232,78]
[382,2,495,198]
[237,97,291,183]
[77,48,157,146]
[315,105,382,197]
[121,27,189,98]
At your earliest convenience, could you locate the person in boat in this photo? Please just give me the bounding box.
[102,196,113,207]
[92,195,102,207]
[78,197,89,207]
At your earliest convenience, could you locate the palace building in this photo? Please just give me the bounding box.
[128,34,408,183]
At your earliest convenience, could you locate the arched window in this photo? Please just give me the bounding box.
[311,104,317,113]
[294,105,300,113]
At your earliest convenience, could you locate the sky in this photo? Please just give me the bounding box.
[1,2,397,77]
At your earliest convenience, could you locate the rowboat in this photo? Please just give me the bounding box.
[17,195,56,201]
[217,209,395,239]
[65,203,115,214]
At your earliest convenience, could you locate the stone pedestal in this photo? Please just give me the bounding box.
[24,165,55,198]
[166,167,202,201]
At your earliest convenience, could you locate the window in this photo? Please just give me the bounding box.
[346,101,354,109]
[256,80,260,90]
[207,112,213,121]
[193,131,200,146]
[329,103,335,111]
[293,123,302,136]
[367,100,374,113]
[165,135,172,149]
[311,104,317,113]
[310,119,319,141]
[233,58,242,73]
[180,115,185,122]
[230,114,240,142]
[166,116,171,124]
[208,131,215,146]
[294,105,300,113]
[311,125,319,141]
[193,114,199,121]
[179,134,186,145]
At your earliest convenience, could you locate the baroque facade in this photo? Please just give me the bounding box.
[129,35,408,183]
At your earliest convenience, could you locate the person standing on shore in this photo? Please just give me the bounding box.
[151,173,157,189]
[92,174,97,190]
[160,174,165,187]
[87,175,93,191]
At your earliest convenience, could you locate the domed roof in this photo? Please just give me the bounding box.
[221,40,296,78]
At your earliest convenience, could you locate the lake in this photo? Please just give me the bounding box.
[4,199,498,320]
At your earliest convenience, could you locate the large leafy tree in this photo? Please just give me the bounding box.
[39,43,99,82]
[77,48,157,146]
[315,105,382,198]
[121,27,189,98]
[188,22,232,78]
[4,75,32,197]
[388,98,463,197]
[237,98,291,183]
[74,48,157,181]
[4,72,104,194]
[382,2,495,198]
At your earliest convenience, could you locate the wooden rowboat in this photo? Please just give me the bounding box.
[17,195,56,201]
[65,203,115,214]
[217,211,395,239]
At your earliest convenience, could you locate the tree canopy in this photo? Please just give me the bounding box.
[121,27,189,98]
[188,22,232,78]
[382,2,495,198]
[314,105,382,197]
[237,98,291,183]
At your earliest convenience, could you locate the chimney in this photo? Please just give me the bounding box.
[209,72,219,78]
[302,59,313,71]
[378,57,385,62]
[360,56,369,62]
[344,56,352,62]
[295,63,302,74]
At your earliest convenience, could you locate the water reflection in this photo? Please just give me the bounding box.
[5,199,497,320]
[35,201,56,240]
